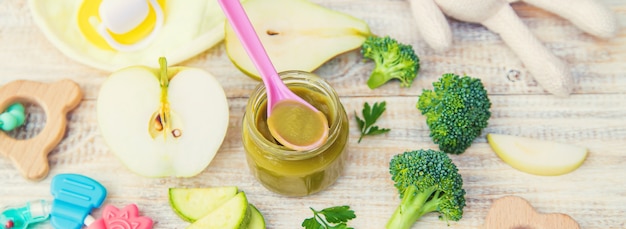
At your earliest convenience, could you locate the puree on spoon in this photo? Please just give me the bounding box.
[267,99,329,151]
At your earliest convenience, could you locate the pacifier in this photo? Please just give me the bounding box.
[0,174,104,229]
[79,0,165,52]
[0,174,153,229]
[33,0,225,71]
[0,200,50,229]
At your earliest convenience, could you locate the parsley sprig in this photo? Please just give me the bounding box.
[355,101,391,143]
[302,205,356,229]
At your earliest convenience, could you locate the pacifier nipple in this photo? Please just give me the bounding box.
[99,0,149,34]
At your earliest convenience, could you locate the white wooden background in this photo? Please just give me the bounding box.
[1,0,625,228]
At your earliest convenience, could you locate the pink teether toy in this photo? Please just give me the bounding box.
[87,204,153,229]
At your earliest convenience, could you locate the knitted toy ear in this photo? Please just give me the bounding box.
[513,0,618,38]
[408,0,452,51]
[409,0,617,97]
[481,4,573,97]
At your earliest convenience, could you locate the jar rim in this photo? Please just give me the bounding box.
[244,70,343,160]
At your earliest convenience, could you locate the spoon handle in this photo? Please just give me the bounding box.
[217,0,281,88]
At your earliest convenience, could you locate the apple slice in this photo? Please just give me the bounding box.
[169,187,239,222]
[97,57,229,177]
[225,0,370,79]
[487,133,588,176]
[187,192,251,229]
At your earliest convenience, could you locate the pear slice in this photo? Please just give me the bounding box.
[225,0,370,79]
[487,134,588,176]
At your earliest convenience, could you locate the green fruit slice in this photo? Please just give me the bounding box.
[187,192,251,229]
[169,187,239,222]
[247,204,266,229]
[225,0,370,80]
[487,133,588,176]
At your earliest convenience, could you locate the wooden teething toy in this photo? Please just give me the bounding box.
[0,80,82,181]
[484,196,580,229]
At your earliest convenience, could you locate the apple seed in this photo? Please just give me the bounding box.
[154,113,164,131]
[172,129,182,138]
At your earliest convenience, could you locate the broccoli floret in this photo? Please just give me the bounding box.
[386,149,466,229]
[417,73,491,154]
[361,36,420,89]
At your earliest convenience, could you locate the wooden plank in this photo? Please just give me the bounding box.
[1,93,625,228]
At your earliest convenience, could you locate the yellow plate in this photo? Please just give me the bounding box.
[28,0,236,71]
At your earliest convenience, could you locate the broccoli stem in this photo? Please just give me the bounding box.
[386,185,438,229]
[367,68,391,89]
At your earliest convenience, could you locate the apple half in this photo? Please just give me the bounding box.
[487,133,588,176]
[97,57,229,177]
[225,0,371,79]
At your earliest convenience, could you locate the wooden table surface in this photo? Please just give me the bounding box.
[1,0,625,228]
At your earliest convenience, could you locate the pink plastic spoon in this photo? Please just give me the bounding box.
[218,0,329,151]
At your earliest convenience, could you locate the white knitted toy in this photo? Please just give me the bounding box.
[409,0,618,97]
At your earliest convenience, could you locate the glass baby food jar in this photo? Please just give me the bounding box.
[242,70,349,197]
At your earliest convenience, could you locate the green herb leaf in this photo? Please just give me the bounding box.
[355,101,390,143]
[319,206,356,223]
[302,217,324,229]
[302,206,355,229]
[328,223,350,229]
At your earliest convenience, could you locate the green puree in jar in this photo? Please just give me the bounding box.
[243,85,349,196]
